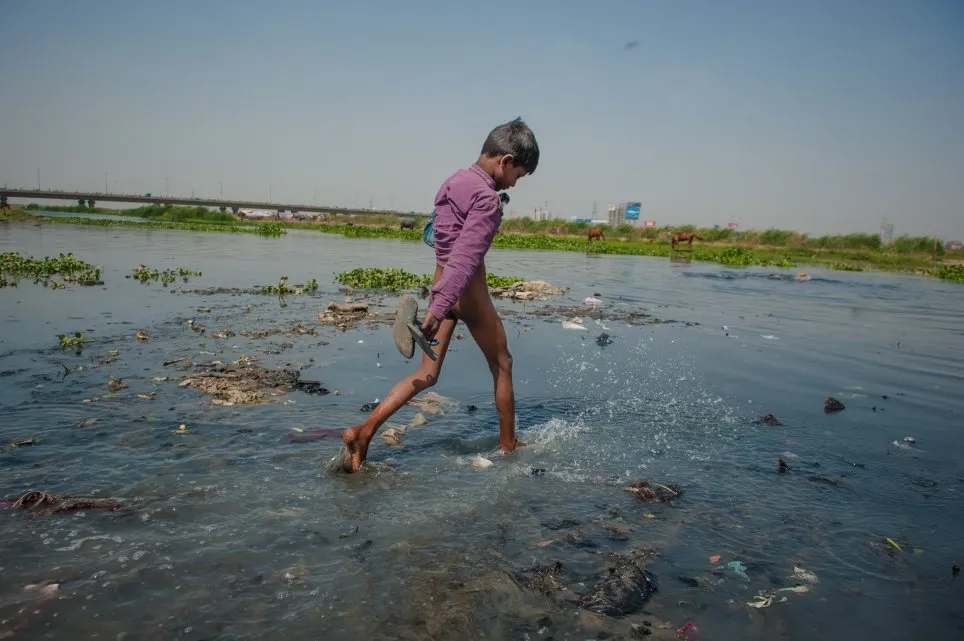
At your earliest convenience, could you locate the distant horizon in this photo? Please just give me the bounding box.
[3,1,962,239]
[8,194,957,242]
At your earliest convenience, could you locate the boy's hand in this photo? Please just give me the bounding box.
[421,312,441,340]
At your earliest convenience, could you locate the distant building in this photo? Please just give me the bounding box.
[533,202,553,221]
[947,240,963,251]
[608,202,642,227]
[880,220,895,245]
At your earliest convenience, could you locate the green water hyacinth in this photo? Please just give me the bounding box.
[936,264,964,283]
[334,267,522,291]
[0,251,102,287]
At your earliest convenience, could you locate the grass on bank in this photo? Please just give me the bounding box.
[5,205,961,281]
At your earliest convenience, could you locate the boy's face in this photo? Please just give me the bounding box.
[494,155,529,190]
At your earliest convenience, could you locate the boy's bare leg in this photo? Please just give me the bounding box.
[458,265,522,452]
[340,266,459,472]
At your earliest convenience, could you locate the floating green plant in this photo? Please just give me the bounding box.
[0,252,102,288]
[333,267,522,291]
[260,275,319,296]
[58,332,94,353]
[127,265,202,286]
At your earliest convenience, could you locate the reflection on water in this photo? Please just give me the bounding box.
[2,222,963,640]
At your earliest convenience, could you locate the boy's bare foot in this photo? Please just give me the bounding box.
[499,437,525,453]
[341,426,369,473]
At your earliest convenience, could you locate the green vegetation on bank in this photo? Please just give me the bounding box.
[936,264,964,283]
[5,204,960,281]
[21,212,285,236]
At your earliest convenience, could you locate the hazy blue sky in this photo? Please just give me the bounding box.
[3,0,962,238]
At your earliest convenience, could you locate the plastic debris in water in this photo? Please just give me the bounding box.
[471,454,493,470]
[677,622,698,640]
[791,566,818,583]
[885,537,904,552]
[747,594,774,609]
[562,319,587,331]
[728,560,749,580]
[709,554,721,565]
[778,585,810,594]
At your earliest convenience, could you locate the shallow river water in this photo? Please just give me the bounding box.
[1,219,962,640]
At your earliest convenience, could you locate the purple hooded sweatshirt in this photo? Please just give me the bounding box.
[428,164,502,320]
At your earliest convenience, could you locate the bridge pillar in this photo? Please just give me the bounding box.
[88,200,96,208]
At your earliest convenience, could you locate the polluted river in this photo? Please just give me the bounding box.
[1,220,962,640]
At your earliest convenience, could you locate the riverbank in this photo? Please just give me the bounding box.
[4,207,961,282]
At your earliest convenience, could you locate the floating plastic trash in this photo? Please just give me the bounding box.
[470,454,493,470]
[562,319,587,331]
[728,560,749,580]
[792,566,818,583]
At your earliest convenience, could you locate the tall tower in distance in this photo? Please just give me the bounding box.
[592,201,597,220]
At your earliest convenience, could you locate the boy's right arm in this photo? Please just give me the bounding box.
[427,191,502,321]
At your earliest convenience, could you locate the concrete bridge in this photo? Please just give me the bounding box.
[0,188,424,220]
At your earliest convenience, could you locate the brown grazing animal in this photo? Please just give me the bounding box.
[588,227,606,242]
[670,231,703,249]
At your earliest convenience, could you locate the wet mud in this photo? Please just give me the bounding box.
[179,354,329,405]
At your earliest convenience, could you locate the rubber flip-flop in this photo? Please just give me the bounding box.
[393,294,438,361]
[393,294,418,359]
[408,320,439,362]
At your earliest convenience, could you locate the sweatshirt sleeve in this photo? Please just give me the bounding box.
[428,191,501,319]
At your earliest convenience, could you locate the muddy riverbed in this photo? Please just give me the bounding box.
[1,221,963,640]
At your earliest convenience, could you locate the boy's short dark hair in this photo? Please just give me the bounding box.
[481,117,539,174]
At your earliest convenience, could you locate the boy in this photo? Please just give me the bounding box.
[338,117,539,473]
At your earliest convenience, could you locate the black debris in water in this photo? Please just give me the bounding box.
[759,413,783,426]
[624,480,682,502]
[824,396,846,413]
[779,458,790,473]
[514,561,566,594]
[580,548,659,617]
[360,402,378,412]
[595,332,613,347]
[295,380,329,395]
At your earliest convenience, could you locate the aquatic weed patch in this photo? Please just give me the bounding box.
[57,332,94,353]
[256,223,286,236]
[260,275,320,296]
[334,267,523,291]
[0,251,102,288]
[335,267,432,291]
[936,264,964,283]
[127,265,203,286]
[709,247,795,268]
